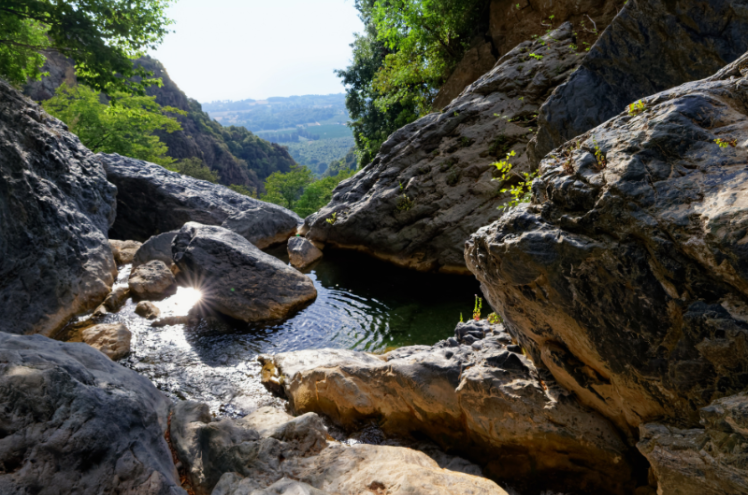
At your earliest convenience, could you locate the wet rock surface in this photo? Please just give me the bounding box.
[0,333,184,494]
[171,402,507,495]
[261,320,635,494]
[531,0,748,162]
[81,322,132,360]
[173,223,317,322]
[129,260,178,301]
[466,52,748,432]
[304,24,584,273]
[287,236,323,269]
[101,153,301,244]
[136,301,162,319]
[637,392,748,495]
[0,79,117,336]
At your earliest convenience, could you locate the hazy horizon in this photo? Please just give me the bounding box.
[201,92,347,105]
[150,0,363,102]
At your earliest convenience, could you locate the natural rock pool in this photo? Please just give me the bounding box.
[61,247,480,416]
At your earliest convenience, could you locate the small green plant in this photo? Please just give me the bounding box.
[569,43,578,51]
[492,150,538,209]
[460,136,474,148]
[529,53,543,60]
[487,313,502,324]
[473,295,483,321]
[715,138,738,148]
[518,96,525,101]
[627,100,647,117]
[516,3,520,8]
[326,212,337,225]
[446,168,461,186]
[592,137,607,169]
[460,312,464,323]
[397,194,415,211]
[453,111,459,117]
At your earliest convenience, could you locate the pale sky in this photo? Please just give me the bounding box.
[150,0,363,103]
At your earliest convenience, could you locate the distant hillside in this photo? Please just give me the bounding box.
[23,54,296,193]
[203,94,354,176]
[135,57,296,192]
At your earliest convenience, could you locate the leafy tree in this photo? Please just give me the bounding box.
[338,0,489,166]
[261,164,315,210]
[1,0,174,92]
[170,157,220,183]
[295,169,355,218]
[43,83,184,166]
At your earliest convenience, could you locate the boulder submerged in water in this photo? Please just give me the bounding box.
[287,236,323,269]
[0,79,117,336]
[101,153,301,246]
[259,321,635,495]
[172,222,317,322]
[0,333,185,494]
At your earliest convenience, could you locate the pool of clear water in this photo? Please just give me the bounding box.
[64,247,481,416]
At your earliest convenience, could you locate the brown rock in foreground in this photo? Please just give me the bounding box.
[81,322,132,360]
[129,260,177,301]
[466,53,748,432]
[260,321,635,494]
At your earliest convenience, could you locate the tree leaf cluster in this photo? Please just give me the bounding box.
[261,164,355,218]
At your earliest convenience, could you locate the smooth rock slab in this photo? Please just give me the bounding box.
[260,324,634,494]
[466,52,748,432]
[129,260,177,301]
[287,236,322,269]
[101,153,301,244]
[637,393,748,495]
[110,239,143,265]
[81,322,132,360]
[136,301,161,320]
[0,333,184,494]
[0,79,117,336]
[172,223,317,322]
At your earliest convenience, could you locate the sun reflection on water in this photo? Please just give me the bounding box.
[158,287,202,316]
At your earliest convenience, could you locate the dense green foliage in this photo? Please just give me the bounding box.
[285,137,356,176]
[323,147,357,178]
[295,169,355,218]
[43,83,183,166]
[338,0,489,166]
[261,164,356,217]
[169,157,220,183]
[1,0,173,92]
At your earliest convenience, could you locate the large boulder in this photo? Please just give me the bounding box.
[0,79,117,336]
[530,0,748,162]
[172,223,317,322]
[637,392,748,495]
[133,231,179,268]
[304,24,588,274]
[260,321,635,494]
[0,333,185,494]
[465,52,748,432]
[171,402,506,495]
[101,153,301,245]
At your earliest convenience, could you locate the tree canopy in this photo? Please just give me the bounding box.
[43,83,183,166]
[0,0,174,92]
[338,0,489,166]
[260,164,315,211]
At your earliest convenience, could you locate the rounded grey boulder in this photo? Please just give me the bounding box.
[173,223,317,322]
[287,236,323,269]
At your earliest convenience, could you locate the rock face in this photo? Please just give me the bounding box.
[531,0,748,162]
[287,237,323,269]
[432,41,497,111]
[133,231,179,268]
[260,320,634,494]
[465,52,748,433]
[0,79,117,336]
[129,260,177,300]
[173,223,317,322]
[637,393,748,495]
[0,333,184,494]
[305,24,585,274]
[81,322,132,360]
[171,402,506,495]
[102,153,301,244]
[111,239,143,265]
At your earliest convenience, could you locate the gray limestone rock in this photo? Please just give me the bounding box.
[172,223,317,322]
[260,324,634,494]
[101,153,301,244]
[530,0,748,163]
[0,79,117,336]
[465,51,748,432]
[133,231,179,268]
[129,260,177,301]
[637,393,748,495]
[0,333,184,494]
[287,237,323,269]
[304,24,584,273]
